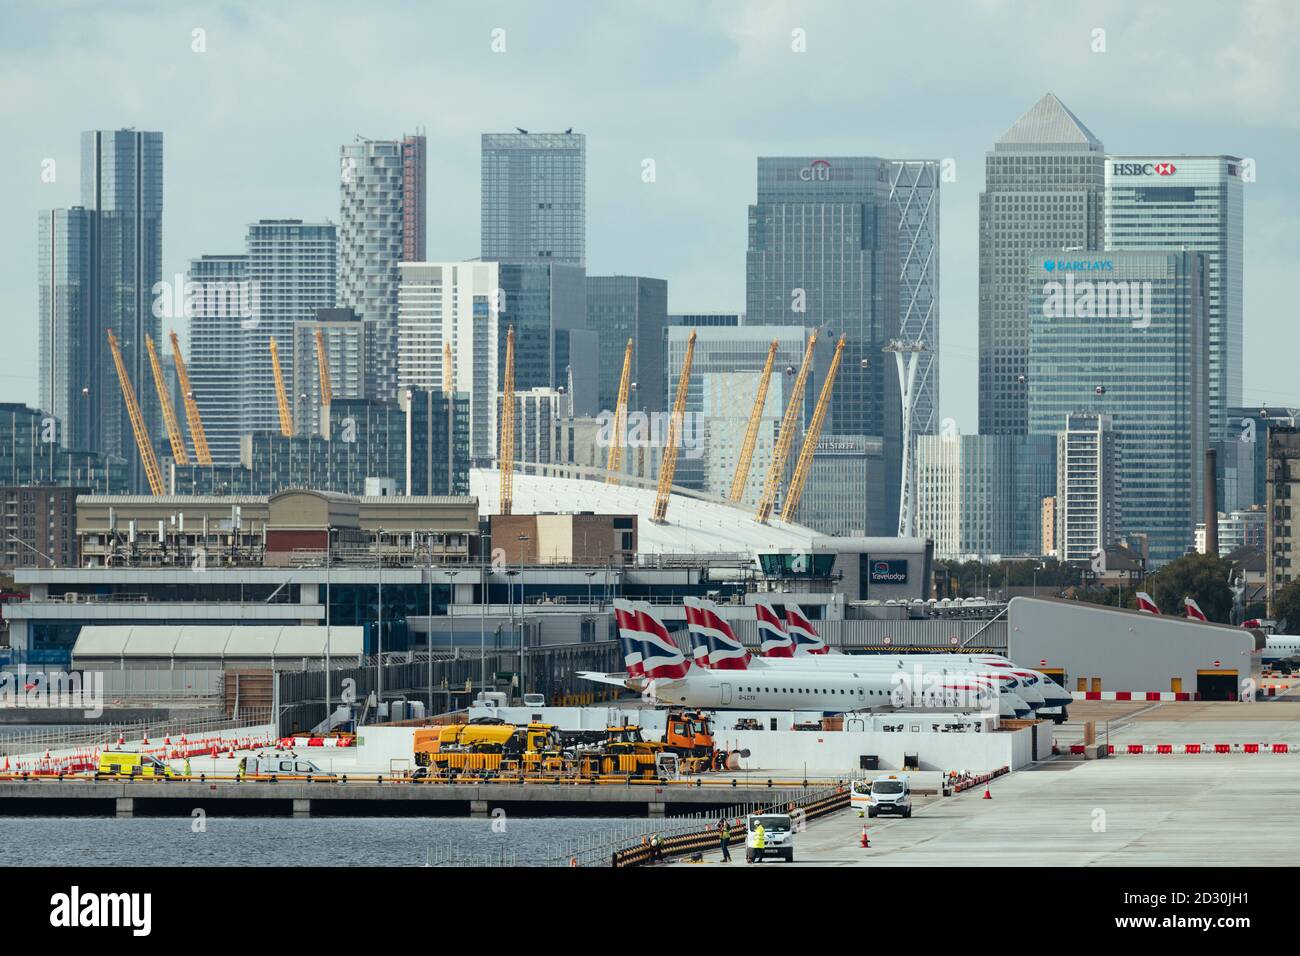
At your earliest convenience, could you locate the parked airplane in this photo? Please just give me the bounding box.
[588,600,1031,716]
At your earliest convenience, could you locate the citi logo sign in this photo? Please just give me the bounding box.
[1112,161,1177,177]
[799,160,831,181]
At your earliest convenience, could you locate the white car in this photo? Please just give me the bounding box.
[745,813,795,863]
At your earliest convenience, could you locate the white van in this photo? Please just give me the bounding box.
[745,813,795,863]
[866,774,911,818]
[239,752,335,778]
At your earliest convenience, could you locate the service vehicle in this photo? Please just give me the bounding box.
[865,774,911,818]
[95,751,178,779]
[239,752,335,777]
[745,812,795,863]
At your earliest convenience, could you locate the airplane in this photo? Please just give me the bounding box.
[686,598,1067,709]
[586,600,1032,717]
[1263,635,1300,670]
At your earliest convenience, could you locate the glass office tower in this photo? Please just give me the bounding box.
[481,132,585,266]
[1027,250,1208,565]
[745,157,900,534]
[1106,155,1244,445]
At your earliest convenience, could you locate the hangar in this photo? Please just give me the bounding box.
[1007,597,1263,700]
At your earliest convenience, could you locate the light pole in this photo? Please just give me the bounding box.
[585,569,596,608]
[479,546,488,692]
[517,534,529,695]
[376,526,384,705]
[427,533,434,714]
[445,568,460,714]
[325,527,333,720]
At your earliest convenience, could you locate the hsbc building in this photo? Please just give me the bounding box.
[1105,155,1244,450]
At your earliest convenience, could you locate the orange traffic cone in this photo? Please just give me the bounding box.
[983,783,992,799]
[860,826,870,848]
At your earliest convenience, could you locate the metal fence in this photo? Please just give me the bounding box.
[0,707,274,757]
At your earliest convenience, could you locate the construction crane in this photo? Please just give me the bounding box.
[107,329,165,496]
[442,341,454,395]
[499,326,516,515]
[780,335,846,524]
[605,338,634,485]
[314,328,332,406]
[168,332,212,466]
[145,334,189,465]
[269,336,293,437]
[728,338,778,504]
[754,332,818,524]
[651,330,696,524]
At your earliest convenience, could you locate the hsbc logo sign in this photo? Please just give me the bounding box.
[1112,161,1177,177]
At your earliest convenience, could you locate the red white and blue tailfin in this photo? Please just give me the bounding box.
[684,597,750,670]
[1184,596,1207,622]
[1135,592,1161,614]
[630,600,691,679]
[755,599,794,657]
[612,599,646,677]
[785,603,827,655]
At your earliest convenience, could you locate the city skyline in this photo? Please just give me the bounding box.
[4,0,1296,436]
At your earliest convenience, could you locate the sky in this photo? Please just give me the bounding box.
[2,0,1298,433]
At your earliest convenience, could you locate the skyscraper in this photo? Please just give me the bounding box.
[481,132,585,266]
[1028,250,1208,565]
[339,134,427,402]
[586,276,667,414]
[1106,155,1244,445]
[37,207,94,453]
[293,308,367,439]
[187,253,250,464]
[496,262,596,417]
[746,156,900,534]
[242,221,337,438]
[68,130,165,492]
[979,95,1104,435]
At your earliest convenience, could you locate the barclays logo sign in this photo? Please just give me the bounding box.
[1043,259,1113,273]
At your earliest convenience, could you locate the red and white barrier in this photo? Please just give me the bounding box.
[1072,691,1198,701]
[2,729,276,776]
[277,736,356,748]
[1056,742,1296,756]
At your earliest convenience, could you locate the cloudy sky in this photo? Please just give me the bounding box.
[3,0,1297,431]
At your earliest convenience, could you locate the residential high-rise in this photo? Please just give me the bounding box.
[242,221,337,438]
[339,134,427,402]
[187,253,251,464]
[1224,407,1299,511]
[403,387,470,496]
[1106,155,1243,444]
[1028,250,1208,565]
[37,207,94,453]
[586,276,667,414]
[397,261,500,465]
[979,95,1104,435]
[481,131,585,266]
[0,403,126,493]
[745,157,901,534]
[61,130,165,492]
[1055,412,1119,564]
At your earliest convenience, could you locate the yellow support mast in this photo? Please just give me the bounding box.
[168,331,212,466]
[605,338,634,485]
[499,326,516,515]
[651,330,696,524]
[107,329,165,496]
[269,336,293,437]
[314,328,333,406]
[442,341,454,395]
[780,335,846,524]
[728,338,778,504]
[754,331,818,524]
[145,334,189,465]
